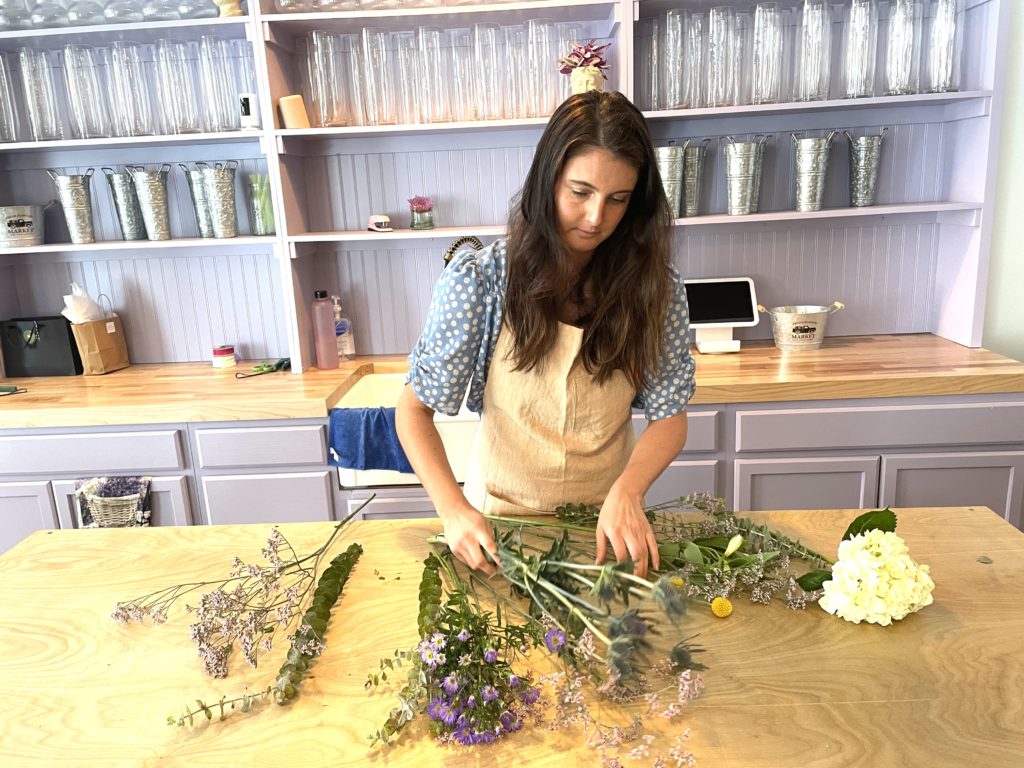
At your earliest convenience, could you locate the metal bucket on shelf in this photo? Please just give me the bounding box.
[180,162,215,238]
[0,204,44,248]
[201,160,238,239]
[724,135,769,215]
[129,164,172,241]
[47,168,95,244]
[758,301,844,351]
[792,130,836,213]
[102,167,147,241]
[655,141,688,218]
[846,127,887,207]
[682,138,711,217]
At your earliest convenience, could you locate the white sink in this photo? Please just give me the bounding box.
[335,373,479,487]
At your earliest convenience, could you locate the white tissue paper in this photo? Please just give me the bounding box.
[61,282,106,324]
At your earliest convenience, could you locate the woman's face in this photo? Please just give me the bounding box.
[554,146,639,263]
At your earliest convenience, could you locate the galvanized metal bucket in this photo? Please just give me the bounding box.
[682,138,711,217]
[655,141,688,218]
[47,168,95,244]
[845,127,887,207]
[792,130,836,213]
[179,162,215,238]
[201,160,238,239]
[758,301,844,351]
[724,135,769,215]
[102,167,147,241]
[129,164,172,241]
[0,204,44,247]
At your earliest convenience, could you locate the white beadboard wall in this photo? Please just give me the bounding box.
[301,142,536,232]
[309,218,936,356]
[8,252,288,363]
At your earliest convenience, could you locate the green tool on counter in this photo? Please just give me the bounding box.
[235,358,291,379]
[0,385,27,396]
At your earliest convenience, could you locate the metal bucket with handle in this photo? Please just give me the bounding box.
[758,301,844,351]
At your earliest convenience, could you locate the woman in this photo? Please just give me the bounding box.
[396,91,696,579]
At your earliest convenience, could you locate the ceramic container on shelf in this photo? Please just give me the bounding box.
[569,66,603,95]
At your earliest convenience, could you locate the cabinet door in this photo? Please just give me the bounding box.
[646,460,720,506]
[51,476,193,529]
[347,496,438,521]
[201,471,334,525]
[880,452,1024,527]
[734,457,880,512]
[0,481,58,555]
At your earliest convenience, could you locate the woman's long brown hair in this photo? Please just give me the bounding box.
[504,91,673,390]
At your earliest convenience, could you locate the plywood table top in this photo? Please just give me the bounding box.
[0,506,1021,767]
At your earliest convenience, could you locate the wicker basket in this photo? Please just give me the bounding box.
[83,492,143,528]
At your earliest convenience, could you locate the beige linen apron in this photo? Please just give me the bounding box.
[463,322,636,516]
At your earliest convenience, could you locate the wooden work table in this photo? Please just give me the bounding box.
[0,506,1020,767]
[2,334,1023,429]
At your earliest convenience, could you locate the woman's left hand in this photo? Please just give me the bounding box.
[595,482,660,579]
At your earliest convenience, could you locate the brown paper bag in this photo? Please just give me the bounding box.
[71,315,129,375]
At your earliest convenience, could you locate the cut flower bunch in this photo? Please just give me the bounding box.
[811,510,935,625]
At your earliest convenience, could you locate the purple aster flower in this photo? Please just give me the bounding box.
[427,696,444,721]
[430,632,447,650]
[457,629,470,643]
[421,648,438,665]
[458,653,471,667]
[483,648,498,664]
[464,694,477,709]
[544,627,567,653]
[442,674,460,695]
[438,702,458,725]
[519,686,540,705]
[498,710,521,733]
[508,674,521,689]
[481,684,499,703]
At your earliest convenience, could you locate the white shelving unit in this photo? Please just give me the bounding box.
[0,0,1011,374]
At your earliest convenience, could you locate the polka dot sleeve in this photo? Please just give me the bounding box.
[634,273,697,420]
[406,249,489,417]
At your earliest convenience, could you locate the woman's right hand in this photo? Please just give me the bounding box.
[440,503,501,575]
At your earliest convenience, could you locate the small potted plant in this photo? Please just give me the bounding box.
[559,40,611,95]
[408,195,434,230]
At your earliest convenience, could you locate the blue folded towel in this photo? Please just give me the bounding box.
[328,406,416,473]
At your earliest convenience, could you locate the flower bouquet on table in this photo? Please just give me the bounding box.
[368,493,853,764]
[797,508,935,626]
[560,39,611,95]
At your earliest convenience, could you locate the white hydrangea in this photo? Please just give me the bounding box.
[818,529,935,626]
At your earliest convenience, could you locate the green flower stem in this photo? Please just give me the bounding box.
[484,514,596,534]
[561,570,648,603]
[502,559,612,648]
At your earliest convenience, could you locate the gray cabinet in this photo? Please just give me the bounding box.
[51,476,193,529]
[346,487,438,521]
[0,481,57,554]
[647,460,721,505]
[880,452,1024,528]
[201,471,335,525]
[734,457,881,511]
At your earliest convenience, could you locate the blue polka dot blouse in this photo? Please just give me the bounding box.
[406,239,696,420]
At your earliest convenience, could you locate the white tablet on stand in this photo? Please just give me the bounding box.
[683,277,760,354]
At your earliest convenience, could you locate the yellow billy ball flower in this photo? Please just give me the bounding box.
[711,597,733,618]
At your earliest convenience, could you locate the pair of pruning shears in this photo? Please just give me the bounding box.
[235,358,291,379]
[0,385,27,397]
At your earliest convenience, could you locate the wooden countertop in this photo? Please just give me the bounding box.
[0,507,1021,767]
[2,334,1023,429]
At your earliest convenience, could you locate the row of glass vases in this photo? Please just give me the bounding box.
[274,0,521,10]
[0,0,221,29]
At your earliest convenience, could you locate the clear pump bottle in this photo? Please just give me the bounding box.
[311,290,338,370]
[331,295,356,361]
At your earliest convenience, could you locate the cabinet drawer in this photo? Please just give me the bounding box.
[647,460,720,505]
[0,430,185,475]
[632,410,718,453]
[201,471,334,525]
[194,425,327,469]
[734,456,880,511]
[736,402,1024,452]
[349,497,438,521]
